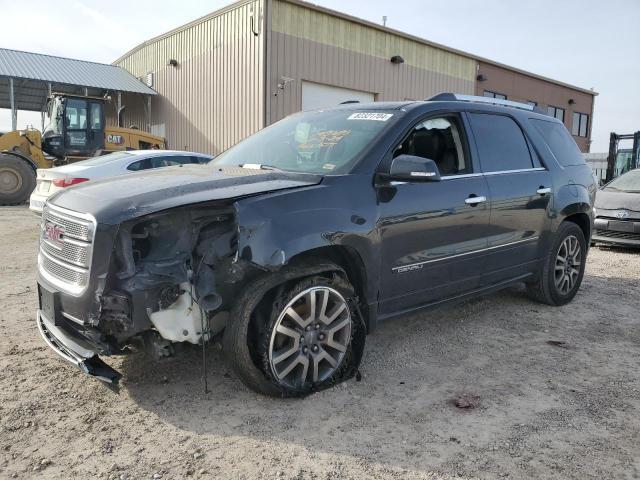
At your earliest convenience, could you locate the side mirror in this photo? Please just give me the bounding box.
[387,154,441,182]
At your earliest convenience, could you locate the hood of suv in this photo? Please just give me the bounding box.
[49,164,323,224]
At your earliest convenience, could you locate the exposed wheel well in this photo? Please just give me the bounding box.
[563,213,591,241]
[287,245,370,329]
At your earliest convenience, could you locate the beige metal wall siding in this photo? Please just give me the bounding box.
[105,92,148,131]
[267,0,476,123]
[114,0,265,154]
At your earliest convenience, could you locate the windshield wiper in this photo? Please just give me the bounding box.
[240,163,283,172]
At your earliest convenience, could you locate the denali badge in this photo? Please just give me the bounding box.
[615,210,630,219]
[43,221,65,247]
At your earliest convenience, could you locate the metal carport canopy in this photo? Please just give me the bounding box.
[0,48,156,128]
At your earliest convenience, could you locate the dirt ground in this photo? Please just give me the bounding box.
[1,205,639,480]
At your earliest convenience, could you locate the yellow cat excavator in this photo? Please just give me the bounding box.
[0,93,166,205]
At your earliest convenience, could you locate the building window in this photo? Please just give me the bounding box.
[547,105,565,122]
[572,112,589,137]
[484,90,507,100]
[527,100,537,107]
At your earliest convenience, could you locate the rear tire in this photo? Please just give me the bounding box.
[0,154,36,206]
[527,221,587,306]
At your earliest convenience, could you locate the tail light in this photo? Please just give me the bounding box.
[52,178,89,188]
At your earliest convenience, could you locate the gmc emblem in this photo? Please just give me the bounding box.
[43,221,65,247]
[615,210,630,219]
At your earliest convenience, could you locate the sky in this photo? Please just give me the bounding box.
[0,0,638,152]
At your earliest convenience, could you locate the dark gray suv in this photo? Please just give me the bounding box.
[36,94,596,396]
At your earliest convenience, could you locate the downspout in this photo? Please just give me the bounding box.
[263,0,272,129]
[147,95,152,133]
[117,91,123,128]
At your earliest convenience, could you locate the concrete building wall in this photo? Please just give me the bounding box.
[113,0,266,154]
[475,61,595,152]
[266,0,476,123]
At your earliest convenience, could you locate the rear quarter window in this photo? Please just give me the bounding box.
[467,113,534,172]
[530,119,585,167]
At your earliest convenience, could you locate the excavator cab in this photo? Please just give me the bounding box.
[42,94,106,159]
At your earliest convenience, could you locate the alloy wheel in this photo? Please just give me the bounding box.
[268,286,351,389]
[554,235,582,295]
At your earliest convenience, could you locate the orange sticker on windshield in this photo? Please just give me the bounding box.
[299,130,351,149]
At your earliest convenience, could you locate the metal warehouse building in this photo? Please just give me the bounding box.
[114,0,597,154]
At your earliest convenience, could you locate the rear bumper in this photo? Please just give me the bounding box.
[36,310,121,383]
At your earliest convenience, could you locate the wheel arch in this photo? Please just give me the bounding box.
[286,245,374,332]
[555,182,593,242]
[562,212,591,242]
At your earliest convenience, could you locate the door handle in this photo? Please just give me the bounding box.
[465,195,487,205]
[537,187,552,195]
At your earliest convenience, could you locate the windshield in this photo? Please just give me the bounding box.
[70,151,133,167]
[605,169,640,192]
[212,110,397,174]
[614,150,634,177]
[65,99,88,130]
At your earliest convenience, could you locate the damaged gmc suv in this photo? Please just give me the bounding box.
[36,94,596,396]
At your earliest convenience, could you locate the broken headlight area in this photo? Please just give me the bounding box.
[99,204,256,357]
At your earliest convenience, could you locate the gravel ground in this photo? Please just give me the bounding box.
[1,205,639,480]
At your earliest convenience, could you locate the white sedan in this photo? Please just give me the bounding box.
[29,150,214,214]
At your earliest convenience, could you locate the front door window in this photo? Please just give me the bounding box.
[65,99,89,149]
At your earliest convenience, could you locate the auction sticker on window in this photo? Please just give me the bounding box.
[347,112,393,121]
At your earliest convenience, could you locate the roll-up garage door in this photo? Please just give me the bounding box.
[301,81,375,111]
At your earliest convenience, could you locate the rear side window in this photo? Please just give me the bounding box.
[530,119,585,167]
[467,113,534,172]
[127,159,151,171]
[193,155,213,164]
[149,155,193,168]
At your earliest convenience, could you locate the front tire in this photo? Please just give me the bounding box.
[527,221,587,306]
[224,270,364,397]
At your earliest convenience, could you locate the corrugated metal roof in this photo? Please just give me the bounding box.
[0,48,156,95]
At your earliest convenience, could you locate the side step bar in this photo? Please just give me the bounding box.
[36,310,121,384]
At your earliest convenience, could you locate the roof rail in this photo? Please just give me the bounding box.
[427,93,541,112]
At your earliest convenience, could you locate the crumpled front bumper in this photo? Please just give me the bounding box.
[36,310,121,384]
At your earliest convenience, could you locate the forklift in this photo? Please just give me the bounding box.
[604,131,640,183]
[0,93,165,205]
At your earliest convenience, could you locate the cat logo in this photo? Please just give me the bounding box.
[107,134,124,145]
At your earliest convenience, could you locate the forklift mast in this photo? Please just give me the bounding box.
[605,131,640,183]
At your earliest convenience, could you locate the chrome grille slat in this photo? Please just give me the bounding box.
[40,238,90,267]
[40,252,88,285]
[42,209,92,241]
[39,205,96,295]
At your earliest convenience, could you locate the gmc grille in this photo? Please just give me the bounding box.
[39,205,96,295]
